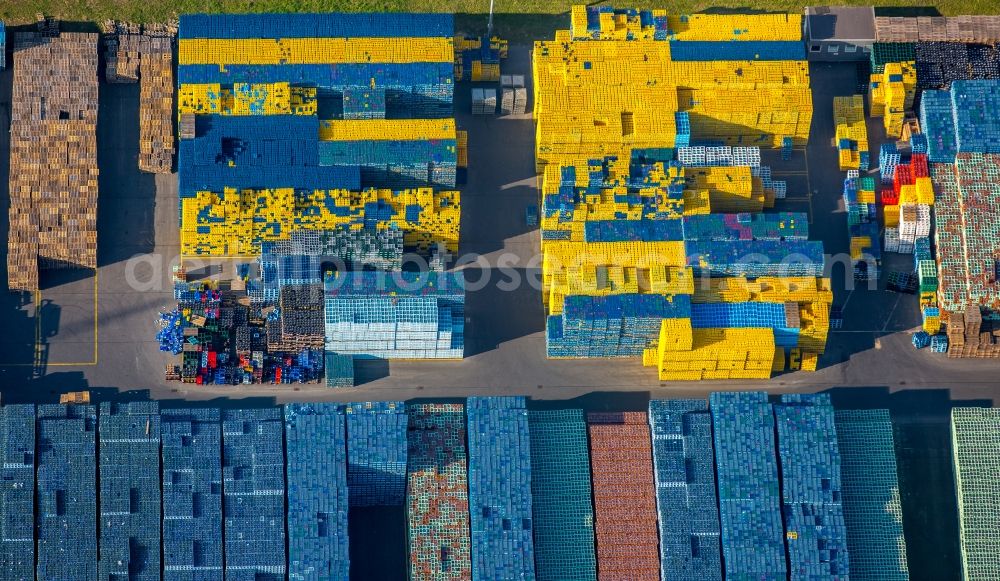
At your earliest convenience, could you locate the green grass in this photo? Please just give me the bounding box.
[3,1,1000,43]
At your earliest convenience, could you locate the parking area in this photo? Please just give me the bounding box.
[0,49,999,408]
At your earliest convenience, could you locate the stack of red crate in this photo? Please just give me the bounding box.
[587,411,660,581]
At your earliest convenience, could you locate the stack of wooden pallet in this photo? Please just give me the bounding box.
[138,34,174,173]
[7,32,99,292]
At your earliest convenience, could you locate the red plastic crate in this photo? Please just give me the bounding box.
[587,412,659,581]
[911,153,929,178]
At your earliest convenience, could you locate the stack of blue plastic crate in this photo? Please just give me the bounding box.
[285,404,350,580]
[98,402,162,581]
[221,408,286,580]
[466,397,536,581]
[682,212,809,241]
[708,392,787,580]
[527,410,598,581]
[648,400,723,581]
[36,404,99,581]
[0,22,5,70]
[691,303,799,347]
[675,112,691,147]
[345,401,408,506]
[919,89,958,163]
[546,293,693,358]
[0,404,35,578]
[834,410,910,580]
[161,408,224,581]
[325,352,356,387]
[950,80,1000,155]
[775,394,851,580]
[684,238,825,278]
[318,137,457,189]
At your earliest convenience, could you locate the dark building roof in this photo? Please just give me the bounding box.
[806,6,876,42]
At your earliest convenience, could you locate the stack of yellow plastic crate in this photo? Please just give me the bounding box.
[833,95,868,171]
[180,187,460,256]
[533,15,812,172]
[869,61,916,138]
[644,324,778,380]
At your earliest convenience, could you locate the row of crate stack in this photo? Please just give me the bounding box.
[454,34,507,81]
[174,14,466,365]
[102,23,178,168]
[533,6,828,379]
[834,95,870,171]
[0,395,918,581]
[6,31,99,292]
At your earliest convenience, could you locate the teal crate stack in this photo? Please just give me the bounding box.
[834,410,910,581]
[527,410,598,581]
[345,401,408,507]
[285,403,350,580]
[466,397,536,581]
[161,408,224,581]
[36,404,99,581]
[648,400,723,581]
[709,392,787,581]
[0,404,35,579]
[775,394,850,580]
[870,42,915,74]
[682,212,809,242]
[221,408,286,581]
[98,402,162,581]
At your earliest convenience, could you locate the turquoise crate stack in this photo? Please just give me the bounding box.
[285,403,351,580]
[345,401,408,507]
[920,90,959,163]
[221,408,286,580]
[690,302,800,347]
[98,402,162,581]
[880,142,901,184]
[668,40,806,61]
[546,294,692,358]
[834,410,910,581]
[466,397,536,581]
[648,400,723,581]
[161,408,224,581]
[709,392,787,581]
[325,352,356,388]
[0,404,35,579]
[324,271,465,359]
[774,394,851,580]
[527,410,598,581]
[36,404,99,581]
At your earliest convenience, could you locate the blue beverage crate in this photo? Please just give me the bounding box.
[951,80,1000,155]
[685,239,825,278]
[930,334,949,353]
[683,212,809,242]
[527,410,598,581]
[36,404,99,581]
[648,400,723,581]
[221,409,286,580]
[912,331,931,349]
[285,403,351,580]
[775,395,851,580]
[919,89,958,163]
[161,408,224,581]
[709,392,787,581]
[98,402,162,581]
[466,397,536,581]
[0,404,35,579]
[179,13,455,39]
[345,402,408,507]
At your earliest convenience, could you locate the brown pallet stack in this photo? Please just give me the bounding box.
[587,411,660,581]
[946,305,1000,357]
[138,34,174,173]
[103,23,141,83]
[875,15,1000,43]
[7,32,99,292]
